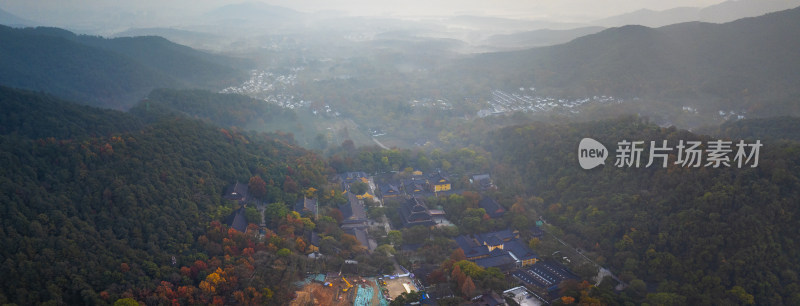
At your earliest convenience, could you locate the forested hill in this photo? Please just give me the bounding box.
[130,88,299,132]
[450,6,800,117]
[0,86,144,139]
[698,116,800,143]
[0,25,248,109]
[70,34,249,90]
[0,87,328,304]
[484,117,800,304]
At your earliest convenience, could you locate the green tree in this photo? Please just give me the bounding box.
[390,291,421,306]
[388,230,403,246]
[245,206,262,224]
[264,202,289,226]
[646,292,687,306]
[350,181,369,195]
[727,286,755,305]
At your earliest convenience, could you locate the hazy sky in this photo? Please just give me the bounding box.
[4,0,729,22]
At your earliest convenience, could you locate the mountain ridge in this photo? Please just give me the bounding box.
[593,0,800,27]
[0,25,248,109]
[448,6,800,119]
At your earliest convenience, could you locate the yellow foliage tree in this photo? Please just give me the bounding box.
[199,280,215,295]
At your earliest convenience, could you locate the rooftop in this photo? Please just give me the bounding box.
[479,196,506,218]
[225,207,248,232]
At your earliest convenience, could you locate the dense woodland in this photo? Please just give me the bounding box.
[2,78,800,305]
[482,117,800,305]
[2,5,800,305]
[0,87,328,304]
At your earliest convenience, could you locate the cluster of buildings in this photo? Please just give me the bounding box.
[379,170,455,200]
[336,172,377,251]
[407,97,454,111]
[224,168,579,304]
[477,89,624,118]
[378,170,457,229]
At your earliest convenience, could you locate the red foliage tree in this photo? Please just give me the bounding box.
[248,176,267,199]
[461,276,477,297]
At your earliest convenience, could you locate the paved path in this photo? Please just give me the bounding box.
[372,137,389,150]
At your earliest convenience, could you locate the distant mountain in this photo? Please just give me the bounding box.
[594,0,800,27]
[204,2,303,24]
[0,25,247,109]
[0,25,177,109]
[481,27,605,51]
[73,35,249,88]
[0,7,34,27]
[446,15,586,32]
[449,7,800,118]
[112,27,227,51]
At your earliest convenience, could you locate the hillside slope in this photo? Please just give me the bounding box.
[0,86,327,304]
[451,7,800,117]
[0,25,247,109]
[485,117,800,304]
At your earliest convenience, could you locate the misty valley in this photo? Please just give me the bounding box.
[2,1,800,305]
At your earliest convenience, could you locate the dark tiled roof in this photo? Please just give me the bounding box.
[480,229,516,242]
[504,239,538,261]
[381,183,400,196]
[310,232,321,246]
[344,227,370,249]
[225,182,249,201]
[485,235,504,247]
[455,235,490,259]
[294,197,318,216]
[427,172,450,185]
[403,179,427,194]
[340,172,368,181]
[478,197,506,218]
[517,261,579,291]
[398,197,435,228]
[473,252,517,271]
[225,208,248,232]
[339,192,366,221]
[467,292,505,306]
[455,229,538,270]
[412,264,438,287]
